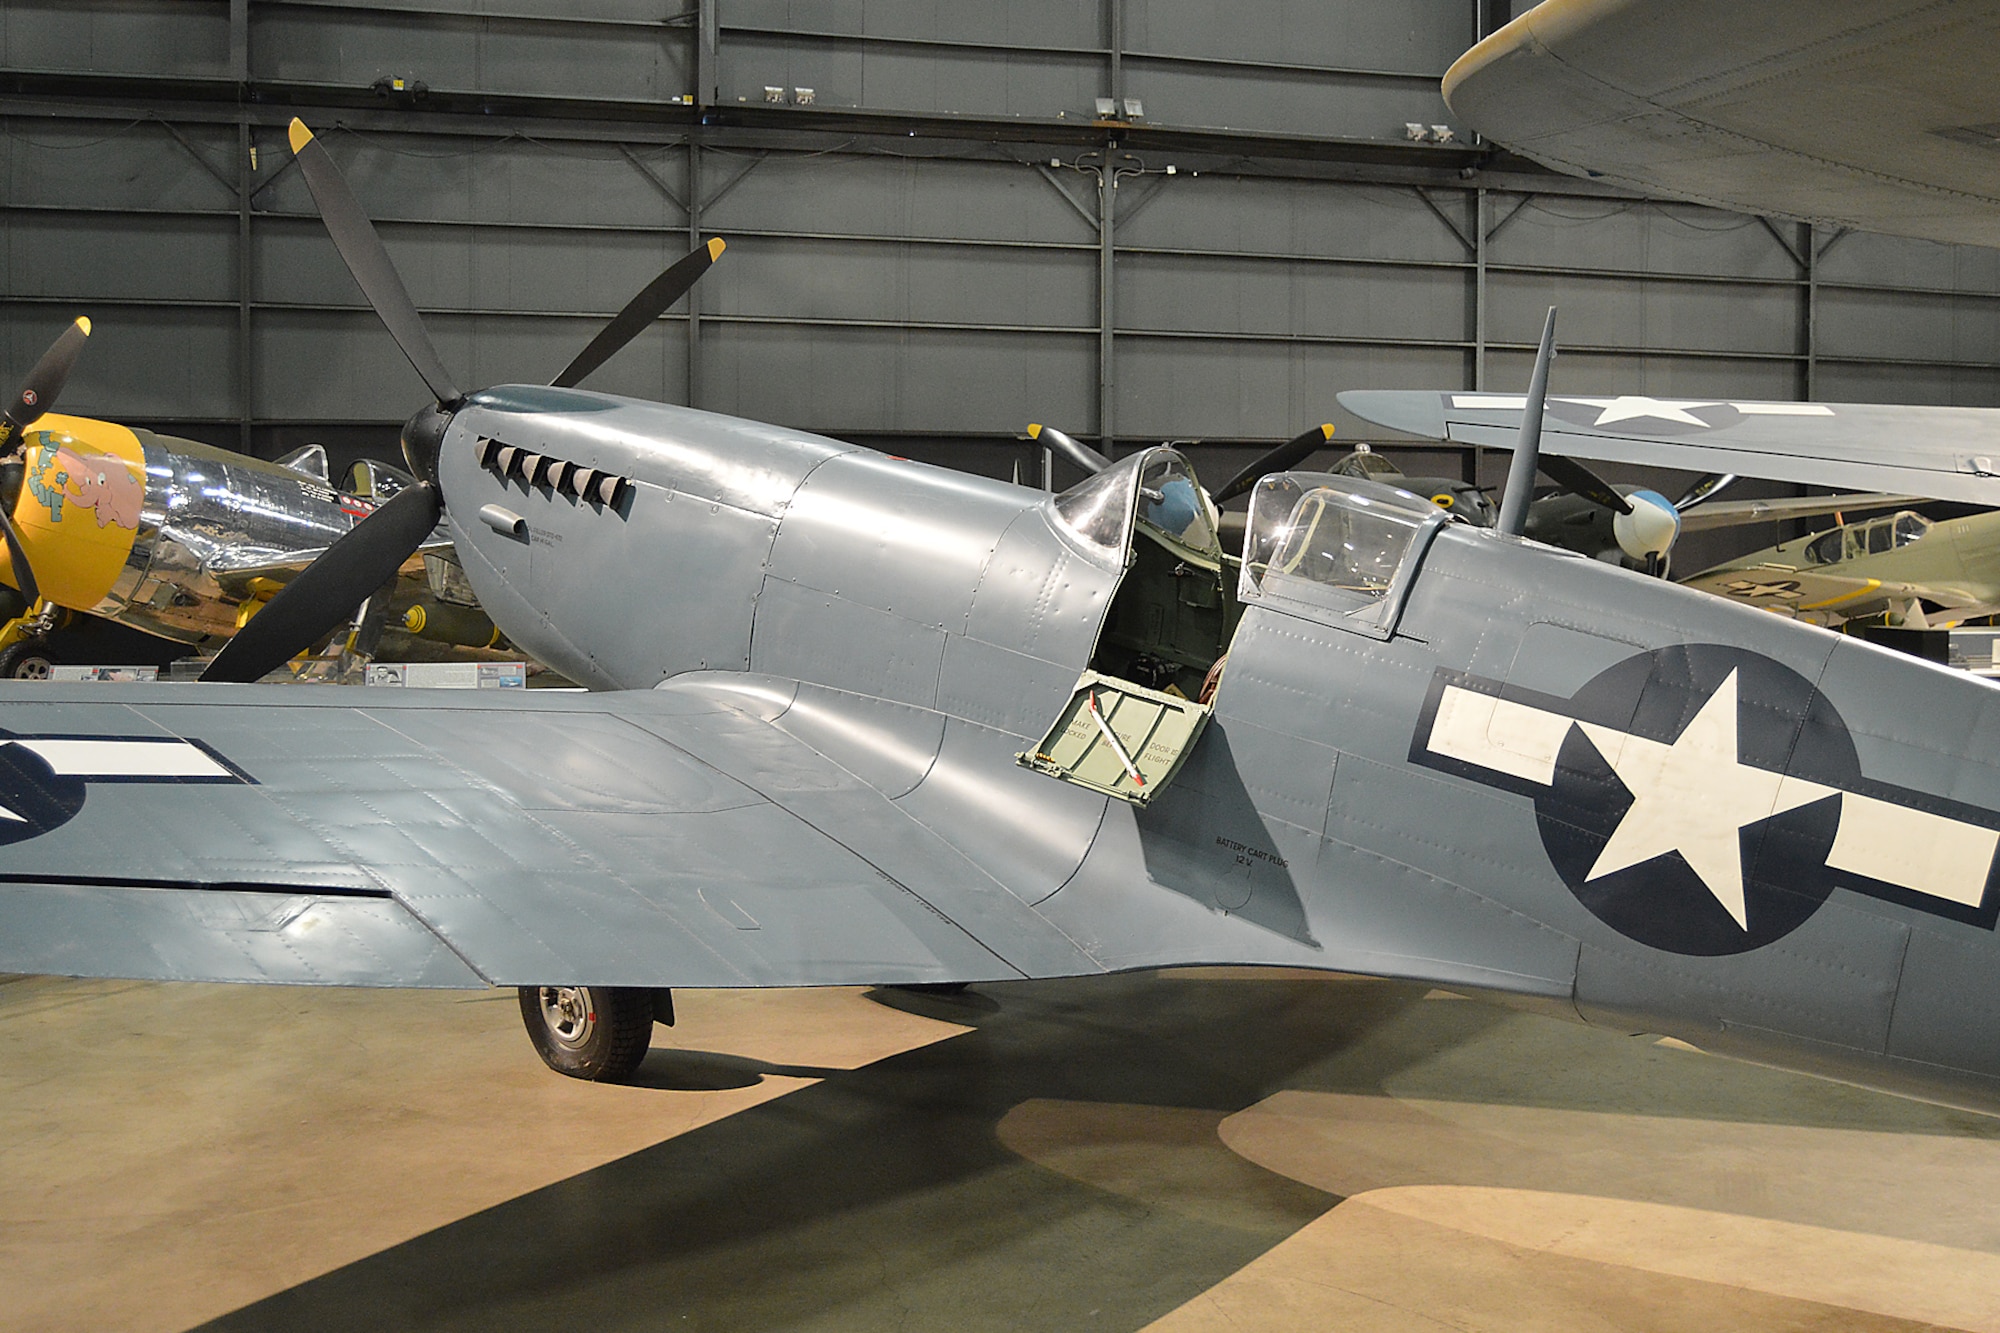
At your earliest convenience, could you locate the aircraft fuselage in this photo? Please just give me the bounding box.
[441,385,2000,1114]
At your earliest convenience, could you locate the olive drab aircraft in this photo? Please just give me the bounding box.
[0,321,515,676]
[13,120,2000,1114]
[1678,508,2000,630]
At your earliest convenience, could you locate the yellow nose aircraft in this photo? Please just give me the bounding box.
[0,318,489,678]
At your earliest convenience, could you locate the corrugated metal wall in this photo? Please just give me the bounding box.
[2,0,1997,493]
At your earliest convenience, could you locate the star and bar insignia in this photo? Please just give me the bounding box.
[1410,643,2000,956]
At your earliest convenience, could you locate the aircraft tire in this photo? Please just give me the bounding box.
[0,639,57,680]
[517,984,652,1081]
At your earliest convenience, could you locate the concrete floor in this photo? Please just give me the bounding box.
[4,969,2000,1331]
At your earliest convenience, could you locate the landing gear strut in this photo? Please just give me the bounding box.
[516,985,662,1081]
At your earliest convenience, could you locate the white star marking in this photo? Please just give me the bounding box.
[1575,670,1835,929]
[1561,396,1721,428]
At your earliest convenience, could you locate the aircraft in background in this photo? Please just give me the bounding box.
[1267,441,1907,579]
[1338,389,2000,626]
[1681,508,2000,630]
[1039,418,1905,579]
[1393,3,2000,634]
[2,121,2000,1125]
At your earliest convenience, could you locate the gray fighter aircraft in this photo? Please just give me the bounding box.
[3,122,2000,1116]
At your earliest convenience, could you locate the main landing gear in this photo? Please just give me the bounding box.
[516,985,675,1081]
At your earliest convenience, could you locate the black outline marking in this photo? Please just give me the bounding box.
[0,873,384,897]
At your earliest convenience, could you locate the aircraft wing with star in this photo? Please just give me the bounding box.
[1338,390,2000,506]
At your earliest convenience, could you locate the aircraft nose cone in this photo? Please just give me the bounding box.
[401,402,453,488]
[1613,489,1681,560]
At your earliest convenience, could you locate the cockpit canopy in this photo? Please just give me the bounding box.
[1240,472,1447,633]
[1802,511,1930,565]
[1051,446,1221,566]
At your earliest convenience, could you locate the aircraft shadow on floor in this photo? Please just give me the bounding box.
[189,971,1991,1331]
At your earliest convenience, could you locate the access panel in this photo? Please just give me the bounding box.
[1018,671,1210,806]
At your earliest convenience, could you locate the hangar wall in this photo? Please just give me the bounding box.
[2,0,1998,487]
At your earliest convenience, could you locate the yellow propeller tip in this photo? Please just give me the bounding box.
[706,236,726,260]
[288,119,314,154]
[1026,423,1044,439]
[1320,423,1335,439]
[75,317,91,337]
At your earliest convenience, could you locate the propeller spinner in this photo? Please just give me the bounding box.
[200,119,725,684]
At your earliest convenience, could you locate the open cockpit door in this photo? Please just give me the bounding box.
[1018,670,1209,805]
[1020,447,1230,804]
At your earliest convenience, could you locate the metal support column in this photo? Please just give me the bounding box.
[1472,187,1488,486]
[1098,164,1116,449]
[1473,187,1488,392]
[687,141,702,409]
[231,0,251,452]
[1805,222,1819,401]
[695,0,718,108]
[1106,0,1123,105]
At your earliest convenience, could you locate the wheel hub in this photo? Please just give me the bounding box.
[538,985,596,1049]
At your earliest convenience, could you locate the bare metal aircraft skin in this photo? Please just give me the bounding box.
[1,387,2000,1110]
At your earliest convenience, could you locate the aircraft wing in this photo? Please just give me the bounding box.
[1445,0,2000,248]
[1676,494,1922,534]
[1338,390,2000,506]
[0,676,1102,990]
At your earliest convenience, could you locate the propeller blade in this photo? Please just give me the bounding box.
[287,120,461,406]
[1537,452,1633,515]
[552,238,727,389]
[1213,424,1336,504]
[1027,423,1110,475]
[1497,308,1558,538]
[1674,472,1738,510]
[1,317,90,451]
[200,482,442,684]
[0,504,39,605]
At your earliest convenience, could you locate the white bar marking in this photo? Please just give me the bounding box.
[1731,403,1835,416]
[16,739,231,779]
[1427,686,1573,787]
[1450,394,1528,409]
[1828,793,1997,908]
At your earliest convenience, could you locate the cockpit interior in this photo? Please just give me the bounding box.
[1049,448,1446,702]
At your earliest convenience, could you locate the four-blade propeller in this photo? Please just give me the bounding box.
[200,118,725,684]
